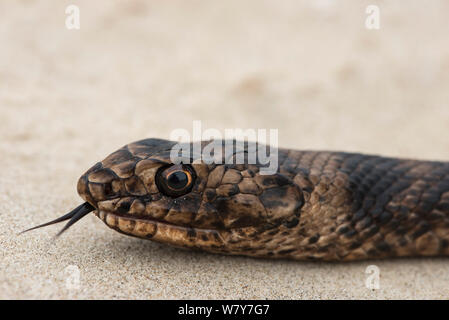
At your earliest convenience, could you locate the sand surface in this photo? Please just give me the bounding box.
[1,1,449,299]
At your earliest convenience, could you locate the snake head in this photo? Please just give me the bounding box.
[75,138,304,256]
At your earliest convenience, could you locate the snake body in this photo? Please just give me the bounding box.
[40,139,449,261]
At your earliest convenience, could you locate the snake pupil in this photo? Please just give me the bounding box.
[167,171,188,190]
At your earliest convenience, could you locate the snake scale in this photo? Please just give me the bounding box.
[26,138,449,261]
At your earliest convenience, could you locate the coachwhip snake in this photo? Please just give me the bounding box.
[25,139,449,261]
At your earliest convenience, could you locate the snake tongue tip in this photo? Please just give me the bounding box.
[19,223,54,235]
[52,233,62,240]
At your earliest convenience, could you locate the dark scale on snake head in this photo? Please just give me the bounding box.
[22,138,449,261]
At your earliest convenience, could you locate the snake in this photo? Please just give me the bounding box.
[24,138,449,261]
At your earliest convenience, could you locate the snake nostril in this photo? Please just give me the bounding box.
[87,182,119,201]
[117,201,131,214]
[103,183,115,197]
[85,168,120,201]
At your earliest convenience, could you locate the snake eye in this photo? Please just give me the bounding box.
[156,164,196,197]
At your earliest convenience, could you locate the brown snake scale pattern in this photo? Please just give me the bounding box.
[74,138,449,261]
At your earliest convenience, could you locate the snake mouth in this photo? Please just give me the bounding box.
[96,210,226,249]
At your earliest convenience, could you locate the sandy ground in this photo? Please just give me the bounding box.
[1,0,449,299]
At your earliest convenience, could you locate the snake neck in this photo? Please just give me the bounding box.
[265,150,449,261]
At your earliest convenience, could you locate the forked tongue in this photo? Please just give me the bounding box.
[20,202,94,237]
